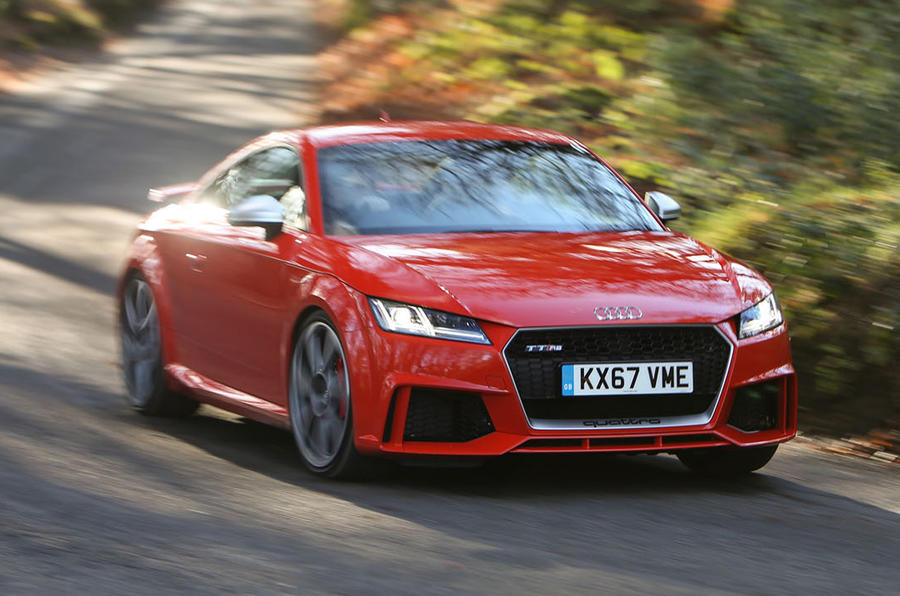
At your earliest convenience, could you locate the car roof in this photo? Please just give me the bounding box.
[298,120,580,148]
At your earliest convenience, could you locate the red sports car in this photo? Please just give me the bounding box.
[118,121,797,478]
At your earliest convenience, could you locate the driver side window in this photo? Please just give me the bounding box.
[201,146,308,230]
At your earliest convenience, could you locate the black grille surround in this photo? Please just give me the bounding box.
[503,325,733,428]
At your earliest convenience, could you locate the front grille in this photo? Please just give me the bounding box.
[504,326,731,422]
[403,388,494,442]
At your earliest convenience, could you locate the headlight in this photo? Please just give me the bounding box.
[368,298,491,344]
[738,293,784,339]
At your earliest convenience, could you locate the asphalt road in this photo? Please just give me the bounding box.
[0,2,897,594]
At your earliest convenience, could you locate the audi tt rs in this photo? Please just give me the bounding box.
[118,121,797,478]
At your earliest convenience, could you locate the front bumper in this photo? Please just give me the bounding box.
[351,310,797,458]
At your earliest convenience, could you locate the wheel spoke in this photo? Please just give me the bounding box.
[325,369,347,418]
[304,330,323,373]
[302,337,314,372]
[124,280,157,336]
[135,283,151,330]
[121,330,137,356]
[322,417,339,454]
[311,416,327,453]
[124,287,141,335]
[292,352,310,396]
[322,332,340,367]
[137,300,156,334]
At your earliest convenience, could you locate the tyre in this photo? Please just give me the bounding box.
[119,274,197,417]
[676,444,778,477]
[288,312,372,479]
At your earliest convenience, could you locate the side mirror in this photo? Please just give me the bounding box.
[148,182,197,203]
[228,194,284,239]
[645,191,682,223]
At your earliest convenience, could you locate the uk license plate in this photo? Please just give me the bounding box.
[561,362,693,396]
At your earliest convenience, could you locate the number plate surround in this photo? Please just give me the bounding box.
[561,361,694,397]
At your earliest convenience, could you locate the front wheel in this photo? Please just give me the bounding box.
[676,444,778,477]
[119,274,197,417]
[288,312,372,479]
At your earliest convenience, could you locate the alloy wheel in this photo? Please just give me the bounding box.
[290,319,351,470]
[121,277,162,407]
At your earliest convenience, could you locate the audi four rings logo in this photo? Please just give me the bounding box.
[594,305,643,321]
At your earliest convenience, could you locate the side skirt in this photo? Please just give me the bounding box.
[165,363,291,429]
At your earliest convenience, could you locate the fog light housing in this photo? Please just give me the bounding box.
[728,380,780,432]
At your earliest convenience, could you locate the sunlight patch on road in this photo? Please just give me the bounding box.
[0,193,138,279]
[0,194,136,390]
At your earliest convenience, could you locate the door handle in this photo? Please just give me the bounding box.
[185,252,207,272]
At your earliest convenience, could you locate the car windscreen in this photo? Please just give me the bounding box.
[317,139,662,235]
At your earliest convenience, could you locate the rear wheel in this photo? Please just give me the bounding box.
[289,312,372,479]
[677,444,778,477]
[120,274,197,417]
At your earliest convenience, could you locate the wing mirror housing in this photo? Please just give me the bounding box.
[645,191,682,223]
[228,194,284,239]
[148,182,197,202]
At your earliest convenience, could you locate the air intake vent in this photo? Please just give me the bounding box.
[403,389,494,442]
[728,380,780,432]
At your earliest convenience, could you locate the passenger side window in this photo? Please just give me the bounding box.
[199,146,308,230]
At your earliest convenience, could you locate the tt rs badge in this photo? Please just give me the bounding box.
[525,344,563,352]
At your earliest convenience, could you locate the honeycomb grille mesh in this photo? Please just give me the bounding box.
[504,326,731,421]
[403,389,494,442]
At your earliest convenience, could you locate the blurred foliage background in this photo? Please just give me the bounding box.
[322,0,899,434]
[0,0,159,49]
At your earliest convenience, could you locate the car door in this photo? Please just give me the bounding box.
[165,145,309,405]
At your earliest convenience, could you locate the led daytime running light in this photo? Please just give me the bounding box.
[368,298,490,344]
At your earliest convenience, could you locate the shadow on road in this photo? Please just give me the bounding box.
[0,235,117,293]
[2,354,898,594]
[127,402,865,501]
[126,404,900,588]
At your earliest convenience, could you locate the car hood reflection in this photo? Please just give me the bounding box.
[338,231,771,328]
